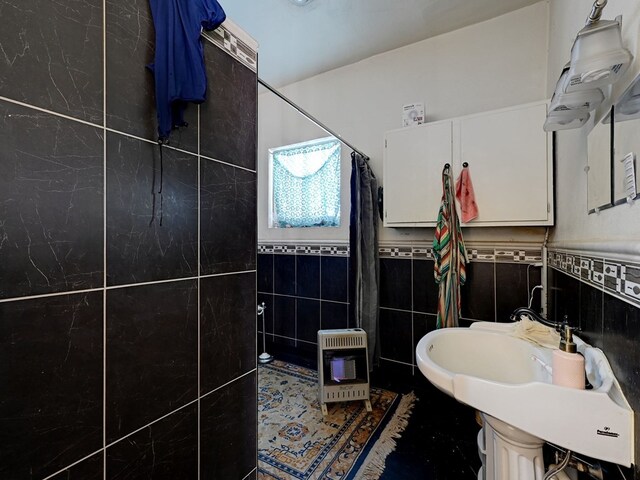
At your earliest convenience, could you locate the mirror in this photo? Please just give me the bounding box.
[587,109,613,213]
[612,73,640,205]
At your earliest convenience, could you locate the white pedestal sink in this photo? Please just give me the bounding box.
[415,321,634,478]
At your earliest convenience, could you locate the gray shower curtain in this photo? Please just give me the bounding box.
[349,151,379,368]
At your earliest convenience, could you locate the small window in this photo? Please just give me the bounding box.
[269,137,341,228]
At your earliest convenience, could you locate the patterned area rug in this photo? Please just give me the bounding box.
[258,360,416,480]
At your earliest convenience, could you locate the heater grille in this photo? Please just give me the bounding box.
[323,388,368,401]
[321,333,365,349]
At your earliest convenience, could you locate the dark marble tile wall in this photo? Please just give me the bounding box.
[257,244,541,373]
[379,250,542,374]
[548,255,640,479]
[0,2,257,478]
[257,246,351,360]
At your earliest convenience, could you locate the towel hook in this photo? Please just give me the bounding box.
[462,162,469,168]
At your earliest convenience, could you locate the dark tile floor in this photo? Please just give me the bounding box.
[266,345,480,480]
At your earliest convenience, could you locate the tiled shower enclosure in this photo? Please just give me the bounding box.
[0,1,258,478]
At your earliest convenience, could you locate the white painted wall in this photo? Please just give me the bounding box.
[258,2,550,245]
[547,0,640,253]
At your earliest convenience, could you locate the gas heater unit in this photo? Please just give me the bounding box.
[317,328,371,416]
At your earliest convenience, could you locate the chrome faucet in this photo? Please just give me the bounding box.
[510,306,559,329]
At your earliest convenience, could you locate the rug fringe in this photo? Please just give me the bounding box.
[353,391,417,479]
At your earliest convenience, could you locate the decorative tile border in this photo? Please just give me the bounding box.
[295,245,321,255]
[320,245,349,256]
[258,242,542,263]
[548,249,640,308]
[379,247,412,258]
[202,25,257,72]
[257,243,348,257]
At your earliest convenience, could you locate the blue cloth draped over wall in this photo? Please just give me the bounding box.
[148,0,226,141]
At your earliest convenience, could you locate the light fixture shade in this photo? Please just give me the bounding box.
[565,17,632,93]
[550,65,604,113]
[543,111,591,132]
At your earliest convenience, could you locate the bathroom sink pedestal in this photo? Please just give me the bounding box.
[481,413,545,480]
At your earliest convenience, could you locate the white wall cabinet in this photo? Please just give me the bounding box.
[383,101,553,227]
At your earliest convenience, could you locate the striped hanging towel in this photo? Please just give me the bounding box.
[433,166,468,328]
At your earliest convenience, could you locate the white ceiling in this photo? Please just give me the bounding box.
[223,0,543,87]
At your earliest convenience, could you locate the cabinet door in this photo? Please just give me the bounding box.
[383,121,451,226]
[458,103,550,224]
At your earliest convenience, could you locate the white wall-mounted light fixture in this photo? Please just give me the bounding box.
[565,16,632,93]
[545,0,634,130]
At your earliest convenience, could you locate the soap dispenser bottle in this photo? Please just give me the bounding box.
[552,324,585,389]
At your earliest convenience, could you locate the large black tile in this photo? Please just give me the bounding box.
[201,273,256,394]
[0,292,103,479]
[495,263,540,322]
[0,0,103,123]
[107,134,198,285]
[200,159,256,275]
[321,256,348,302]
[602,295,640,415]
[201,372,257,479]
[413,313,437,365]
[106,280,198,443]
[460,262,495,322]
[321,301,349,330]
[413,259,438,314]
[379,308,413,364]
[273,295,296,339]
[296,255,320,298]
[379,258,412,310]
[579,281,604,349]
[107,404,197,480]
[274,254,296,296]
[549,269,581,326]
[297,298,320,343]
[0,102,103,299]
[105,0,198,150]
[602,294,640,477]
[50,452,103,480]
[257,253,274,293]
[200,42,257,170]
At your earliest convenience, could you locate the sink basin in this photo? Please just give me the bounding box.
[416,322,634,467]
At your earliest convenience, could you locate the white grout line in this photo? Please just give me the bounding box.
[197,103,201,480]
[0,97,256,175]
[102,1,108,477]
[0,95,103,129]
[0,287,104,304]
[200,269,257,279]
[378,357,414,367]
[199,368,257,401]
[105,276,199,290]
[200,153,257,174]
[242,467,257,480]
[104,396,200,451]
[42,448,105,480]
[0,270,258,303]
[411,258,415,376]
[258,291,349,305]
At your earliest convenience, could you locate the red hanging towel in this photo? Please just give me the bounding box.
[455,166,479,223]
